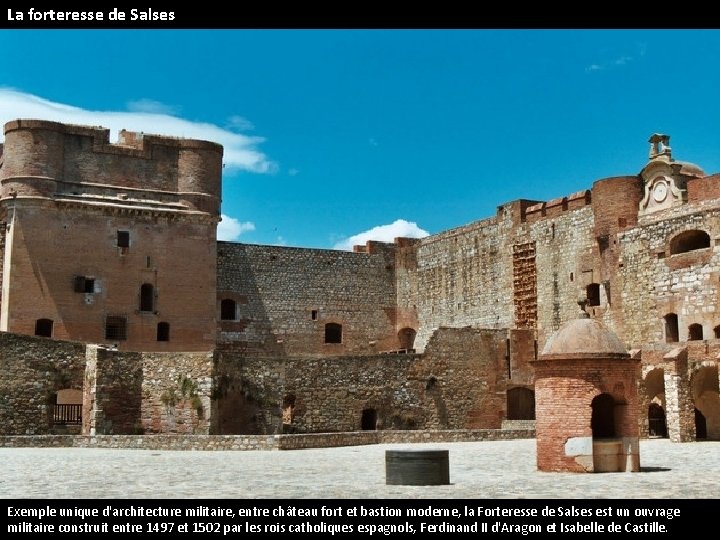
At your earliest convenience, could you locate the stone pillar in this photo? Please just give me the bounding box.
[663,348,694,442]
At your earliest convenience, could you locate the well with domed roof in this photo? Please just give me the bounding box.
[531,313,641,473]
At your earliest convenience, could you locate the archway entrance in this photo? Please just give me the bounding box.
[397,328,416,351]
[591,393,615,439]
[648,403,667,438]
[691,365,719,440]
[695,409,707,440]
[361,408,377,430]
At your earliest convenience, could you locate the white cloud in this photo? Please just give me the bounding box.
[226,115,255,131]
[127,98,178,115]
[217,214,255,241]
[333,219,429,251]
[0,88,275,173]
[288,168,299,177]
[585,44,647,73]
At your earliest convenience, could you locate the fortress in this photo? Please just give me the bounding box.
[0,120,718,446]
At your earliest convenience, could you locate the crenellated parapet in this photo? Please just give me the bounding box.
[0,119,223,216]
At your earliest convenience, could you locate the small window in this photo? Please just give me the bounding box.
[105,316,127,341]
[34,318,53,338]
[670,230,710,255]
[157,322,170,342]
[220,299,236,321]
[325,322,342,344]
[117,230,130,248]
[74,276,95,293]
[688,323,703,341]
[665,313,679,343]
[714,325,720,339]
[139,283,154,312]
[586,283,601,307]
[311,310,318,321]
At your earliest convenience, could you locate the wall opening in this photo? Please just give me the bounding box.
[591,393,615,439]
[714,325,720,339]
[691,365,719,441]
[220,299,236,321]
[156,322,170,342]
[670,229,710,255]
[506,387,535,420]
[117,230,130,248]
[53,388,82,426]
[361,408,377,430]
[74,276,95,293]
[105,316,127,341]
[664,313,679,343]
[282,394,296,426]
[311,310,318,321]
[648,403,667,438]
[139,283,154,312]
[688,323,703,341]
[695,408,707,440]
[398,327,416,350]
[324,323,342,344]
[34,318,53,338]
[586,283,601,307]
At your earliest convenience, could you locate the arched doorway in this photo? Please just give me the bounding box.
[648,403,667,438]
[643,368,666,438]
[507,387,535,420]
[591,393,615,439]
[361,408,377,430]
[398,328,416,351]
[691,365,719,440]
[695,409,707,440]
[282,394,296,427]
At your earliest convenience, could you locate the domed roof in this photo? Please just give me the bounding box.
[539,318,629,360]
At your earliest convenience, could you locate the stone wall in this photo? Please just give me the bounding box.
[216,327,536,434]
[619,203,720,347]
[0,428,535,451]
[84,346,214,435]
[403,207,516,352]
[0,332,85,435]
[216,242,398,357]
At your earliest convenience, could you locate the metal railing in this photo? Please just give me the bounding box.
[53,404,82,425]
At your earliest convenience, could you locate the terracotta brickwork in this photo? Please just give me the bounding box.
[0,120,221,352]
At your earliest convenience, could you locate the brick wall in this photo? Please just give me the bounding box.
[533,357,640,472]
[0,120,220,352]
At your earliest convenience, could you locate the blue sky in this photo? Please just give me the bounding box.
[1,30,719,249]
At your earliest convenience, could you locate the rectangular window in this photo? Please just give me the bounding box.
[105,316,127,341]
[74,276,95,293]
[311,310,318,321]
[117,230,130,248]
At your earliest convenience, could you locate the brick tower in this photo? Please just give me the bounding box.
[531,305,641,472]
[0,120,222,351]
